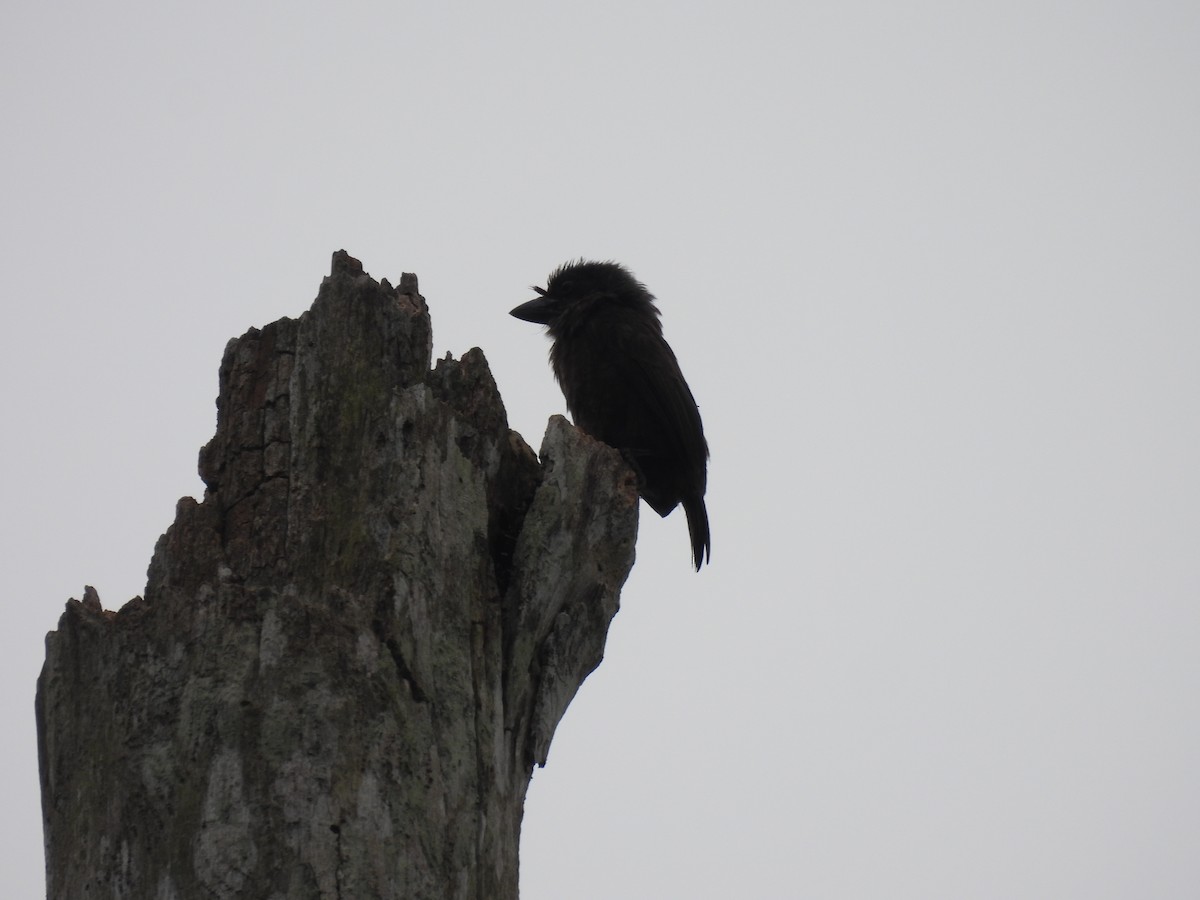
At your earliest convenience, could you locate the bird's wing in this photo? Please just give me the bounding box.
[618,323,708,473]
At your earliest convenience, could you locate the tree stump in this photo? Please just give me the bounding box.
[36,251,639,899]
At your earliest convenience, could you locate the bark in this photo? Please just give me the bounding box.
[36,251,639,900]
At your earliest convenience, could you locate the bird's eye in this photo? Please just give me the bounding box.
[557,280,575,294]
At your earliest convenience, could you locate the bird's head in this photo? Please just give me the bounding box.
[510,260,653,331]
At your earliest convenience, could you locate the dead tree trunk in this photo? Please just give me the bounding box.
[35,251,639,900]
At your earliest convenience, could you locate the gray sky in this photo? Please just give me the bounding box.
[4,1,1199,897]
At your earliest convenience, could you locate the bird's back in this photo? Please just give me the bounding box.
[551,302,707,517]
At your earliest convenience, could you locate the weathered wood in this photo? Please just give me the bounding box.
[36,251,639,900]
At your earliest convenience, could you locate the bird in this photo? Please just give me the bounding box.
[510,260,710,570]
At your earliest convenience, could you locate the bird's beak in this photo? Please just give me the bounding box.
[510,292,559,324]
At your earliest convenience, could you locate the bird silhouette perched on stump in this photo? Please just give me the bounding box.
[511,260,711,570]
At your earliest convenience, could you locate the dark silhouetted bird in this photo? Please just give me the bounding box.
[510,260,710,570]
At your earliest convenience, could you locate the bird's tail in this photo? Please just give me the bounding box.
[683,495,710,571]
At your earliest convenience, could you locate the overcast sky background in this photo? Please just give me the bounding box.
[3,2,1199,897]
